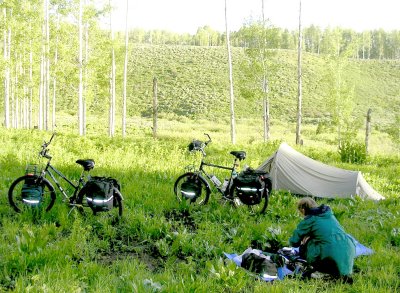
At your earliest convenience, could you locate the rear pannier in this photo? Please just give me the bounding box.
[233,169,271,205]
[84,176,120,212]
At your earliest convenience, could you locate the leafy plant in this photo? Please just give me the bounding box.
[0,125,399,292]
[390,228,400,247]
[338,140,367,163]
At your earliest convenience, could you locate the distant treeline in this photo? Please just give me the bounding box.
[1,0,399,135]
[124,25,400,60]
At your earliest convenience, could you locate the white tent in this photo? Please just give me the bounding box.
[257,143,384,200]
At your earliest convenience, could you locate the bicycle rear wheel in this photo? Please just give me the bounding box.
[8,175,56,213]
[174,172,210,205]
[230,183,270,214]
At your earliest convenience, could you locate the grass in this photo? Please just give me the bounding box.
[0,120,399,292]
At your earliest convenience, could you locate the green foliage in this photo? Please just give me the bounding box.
[390,228,400,247]
[385,114,400,145]
[0,125,399,291]
[338,140,367,164]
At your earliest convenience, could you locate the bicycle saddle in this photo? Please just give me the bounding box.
[76,159,95,171]
[230,151,246,160]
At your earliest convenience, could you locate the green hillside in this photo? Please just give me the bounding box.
[111,45,400,130]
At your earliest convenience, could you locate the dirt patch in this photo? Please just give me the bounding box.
[164,209,197,232]
[95,240,165,272]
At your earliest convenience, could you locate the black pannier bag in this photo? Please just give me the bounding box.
[241,252,278,276]
[233,169,271,205]
[21,177,43,206]
[84,176,120,212]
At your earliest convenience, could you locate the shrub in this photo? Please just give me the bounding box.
[338,140,367,164]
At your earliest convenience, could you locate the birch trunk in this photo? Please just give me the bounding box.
[45,0,50,130]
[224,0,236,144]
[3,8,10,128]
[365,108,372,154]
[53,19,58,131]
[295,0,303,145]
[29,39,33,129]
[122,0,129,137]
[261,0,270,141]
[78,0,84,135]
[152,77,158,139]
[83,0,89,135]
[109,0,116,137]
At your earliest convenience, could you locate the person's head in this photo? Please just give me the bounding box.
[297,197,318,216]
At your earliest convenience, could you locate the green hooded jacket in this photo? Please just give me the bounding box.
[289,205,356,276]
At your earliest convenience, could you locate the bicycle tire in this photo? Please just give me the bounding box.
[174,172,210,205]
[8,175,56,213]
[229,182,270,214]
[75,185,123,217]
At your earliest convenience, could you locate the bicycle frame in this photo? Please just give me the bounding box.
[42,161,85,202]
[196,156,239,196]
[35,132,88,202]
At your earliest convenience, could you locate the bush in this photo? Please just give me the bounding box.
[338,140,367,164]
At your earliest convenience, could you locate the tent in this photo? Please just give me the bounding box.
[257,143,384,200]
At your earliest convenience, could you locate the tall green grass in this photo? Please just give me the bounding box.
[0,123,399,292]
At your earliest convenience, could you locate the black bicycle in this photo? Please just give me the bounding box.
[8,133,123,217]
[174,134,271,214]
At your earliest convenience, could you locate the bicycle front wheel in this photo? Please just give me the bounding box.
[8,175,56,213]
[174,172,210,205]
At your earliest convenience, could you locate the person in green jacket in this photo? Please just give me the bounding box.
[289,197,356,280]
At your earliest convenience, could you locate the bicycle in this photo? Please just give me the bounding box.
[174,133,271,214]
[8,133,123,217]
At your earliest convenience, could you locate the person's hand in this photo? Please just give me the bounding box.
[301,236,310,245]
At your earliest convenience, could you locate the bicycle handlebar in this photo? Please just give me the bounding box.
[199,133,212,156]
[45,132,56,147]
[39,132,56,159]
[204,133,212,145]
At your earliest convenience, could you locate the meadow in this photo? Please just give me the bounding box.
[0,117,399,292]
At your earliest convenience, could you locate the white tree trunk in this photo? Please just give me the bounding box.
[78,0,84,135]
[53,18,58,132]
[261,0,270,142]
[83,0,89,135]
[295,0,303,145]
[14,63,19,129]
[225,0,236,144]
[29,38,33,129]
[3,8,10,128]
[122,0,129,137]
[45,0,50,130]
[39,51,44,130]
[365,108,372,154]
[153,77,158,139]
[109,0,116,137]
